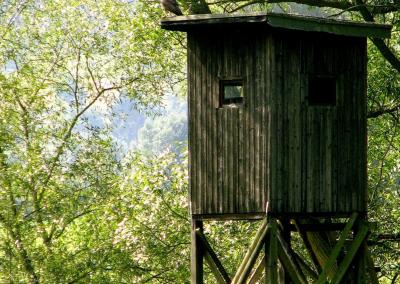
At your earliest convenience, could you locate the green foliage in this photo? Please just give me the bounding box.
[0,0,187,282]
[136,96,187,156]
[367,44,400,282]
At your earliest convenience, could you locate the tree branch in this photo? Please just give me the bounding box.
[0,213,39,284]
[352,0,400,74]
[210,0,399,14]
[367,104,400,118]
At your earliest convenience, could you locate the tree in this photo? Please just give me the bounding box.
[0,0,185,282]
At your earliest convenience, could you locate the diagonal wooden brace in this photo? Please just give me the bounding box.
[276,228,307,284]
[196,230,231,284]
[232,218,270,284]
[331,221,370,284]
[316,212,359,283]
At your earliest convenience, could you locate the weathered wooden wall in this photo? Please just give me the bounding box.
[188,29,367,219]
[188,31,271,217]
[268,31,367,214]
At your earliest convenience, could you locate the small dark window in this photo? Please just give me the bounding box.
[308,76,336,106]
[220,80,243,107]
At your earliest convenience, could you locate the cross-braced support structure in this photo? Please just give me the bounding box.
[191,213,378,284]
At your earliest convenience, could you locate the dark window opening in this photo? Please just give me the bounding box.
[308,76,336,106]
[220,80,243,107]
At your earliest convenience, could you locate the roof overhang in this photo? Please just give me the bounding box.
[160,12,392,39]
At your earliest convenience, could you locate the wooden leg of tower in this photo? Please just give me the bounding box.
[366,247,379,284]
[355,218,367,284]
[355,244,367,284]
[266,219,278,284]
[191,220,204,284]
[280,218,291,284]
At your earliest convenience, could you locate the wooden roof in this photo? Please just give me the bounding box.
[160,12,392,38]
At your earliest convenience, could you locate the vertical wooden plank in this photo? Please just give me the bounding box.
[306,107,314,213]
[243,40,250,214]
[237,34,246,213]
[276,36,284,213]
[254,36,261,213]
[232,108,239,213]
[286,37,302,213]
[238,106,245,213]
[197,35,203,214]
[228,108,234,213]
[198,36,209,213]
[337,72,345,213]
[324,108,333,213]
[267,35,275,213]
[360,38,368,213]
[265,35,272,213]
[344,48,352,213]
[187,34,195,214]
[217,38,224,214]
[294,40,302,213]
[211,38,219,214]
[259,35,266,213]
[223,108,229,213]
[205,36,212,215]
[281,38,288,213]
[248,38,255,213]
[191,34,201,215]
[319,110,327,212]
[217,108,224,214]
[300,38,308,213]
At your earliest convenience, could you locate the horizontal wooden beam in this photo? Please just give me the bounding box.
[191,213,266,221]
[288,223,346,232]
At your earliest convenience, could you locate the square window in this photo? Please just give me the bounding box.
[308,76,336,106]
[220,80,243,107]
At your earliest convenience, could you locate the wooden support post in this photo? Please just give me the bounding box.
[365,247,379,284]
[266,219,278,284]
[280,218,291,284]
[355,219,367,284]
[191,220,204,284]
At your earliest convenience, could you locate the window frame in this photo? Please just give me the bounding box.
[219,78,244,108]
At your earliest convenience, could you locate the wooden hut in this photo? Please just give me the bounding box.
[161,13,391,219]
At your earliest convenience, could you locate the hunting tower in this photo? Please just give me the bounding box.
[161,13,391,283]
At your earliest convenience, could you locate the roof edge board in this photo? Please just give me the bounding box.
[160,12,392,39]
